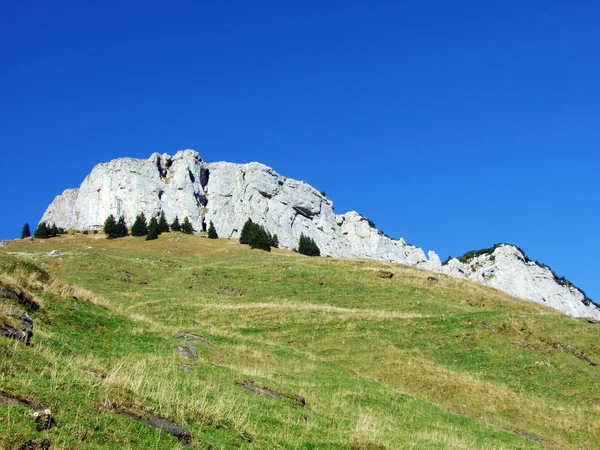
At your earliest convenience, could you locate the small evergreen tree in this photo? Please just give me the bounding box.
[171,216,181,232]
[181,217,194,234]
[116,216,128,237]
[21,223,31,239]
[49,223,58,237]
[146,217,159,240]
[298,233,320,256]
[248,224,271,252]
[34,222,49,239]
[131,213,148,236]
[158,211,170,233]
[267,231,279,248]
[103,214,119,239]
[239,218,254,244]
[207,221,218,239]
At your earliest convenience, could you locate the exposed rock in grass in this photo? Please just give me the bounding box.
[235,380,306,406]
[118,408,192,446]
[540,338,597,366]
[1,306,34,345]
[174,331,214,348]
[176,342,198,359]
[0,281,40,311]
[0,391,31,408]
[178,363,192,372]
[514,429,549,446]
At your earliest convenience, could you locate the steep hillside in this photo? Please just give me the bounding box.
[1,233,599,449]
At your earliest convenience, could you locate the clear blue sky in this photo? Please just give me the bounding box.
[1,1,598,299]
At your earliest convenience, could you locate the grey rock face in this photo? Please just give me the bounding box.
[42,150,439,268]
[41,150,596,318]
[442,244,600,319]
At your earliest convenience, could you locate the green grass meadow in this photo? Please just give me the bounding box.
[1,233,599,449]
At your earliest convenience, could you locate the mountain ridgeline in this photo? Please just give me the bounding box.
[41,150,599,318]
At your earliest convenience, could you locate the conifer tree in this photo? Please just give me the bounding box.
[267,231,279,248]
[171,216,181,232]
[248,224,271,252]
[116,216,128,237]
[181,217,194,234]
[21,223,31,239]
[103,215,118,239]
[207,221,218,239]
[239,218,254,244]
[49,223,58,237]
[131,213,148,236]
[34,222,49,239]
[146,217,159,240]
[298,233,320,256]
[158,211,170,233]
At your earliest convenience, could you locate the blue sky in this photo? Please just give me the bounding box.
[1,1,599,300]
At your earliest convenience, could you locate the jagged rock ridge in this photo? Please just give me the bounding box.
[443,244,599,319]
[41,150,599,318]
[42,150,440,270]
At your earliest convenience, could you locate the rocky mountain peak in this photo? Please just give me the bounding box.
[40,150,599,318]
[443,244,599,318]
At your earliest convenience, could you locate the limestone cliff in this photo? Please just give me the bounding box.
[42,150,438,268]
[442,244,600,319]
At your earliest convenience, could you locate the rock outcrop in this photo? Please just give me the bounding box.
[42,150,439,268]
[442,244,600,319]
[41,150,598,318]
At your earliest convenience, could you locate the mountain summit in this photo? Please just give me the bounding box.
[41,150,599,319]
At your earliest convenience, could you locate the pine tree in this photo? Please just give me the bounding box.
[181,217,194,234]
[207,221,218,239]
[49,223,58,237]
[171,216,181,232]
[131,213,148,236]
[34,222,49,239]
[21,223,31,239]
[116,216,128,237]
[298,233,320,257]
[146,217,159,240]
[239,218,254,244]
[267,231,279,248]
[103,215,118,239]
[158,211,170,233]
[248,224,271,252]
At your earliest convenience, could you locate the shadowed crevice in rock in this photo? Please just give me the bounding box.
[235,380,306,406]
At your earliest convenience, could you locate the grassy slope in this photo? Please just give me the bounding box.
[0,233,599,449]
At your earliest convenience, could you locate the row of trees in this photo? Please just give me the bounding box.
[103,212,201,240]
[22,215,318,255]
[21,222,66,239]
[238,218,319,256]
[239,218,279,252]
